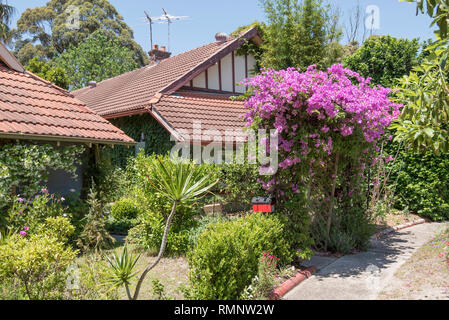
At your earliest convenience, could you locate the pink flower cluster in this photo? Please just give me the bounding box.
[243,64,401,194]
[243,64,401,145]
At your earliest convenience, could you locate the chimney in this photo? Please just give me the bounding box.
[149,44,171,64]
[88,81,97,88]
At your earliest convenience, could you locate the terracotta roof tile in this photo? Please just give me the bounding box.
[153,92,248,141]
[73,38,238,117]
[0,65,135,144]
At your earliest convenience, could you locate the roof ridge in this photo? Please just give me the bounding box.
[71,40,226,95]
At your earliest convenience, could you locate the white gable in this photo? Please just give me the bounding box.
[190,50,256,94]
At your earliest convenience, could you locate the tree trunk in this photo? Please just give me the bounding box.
[325,153,339,252]
[131,201,177,300]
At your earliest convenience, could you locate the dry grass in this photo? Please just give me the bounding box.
[378,229,449,300]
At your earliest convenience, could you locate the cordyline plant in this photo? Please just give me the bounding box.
[105,158,218,300]
[243,64,401,250]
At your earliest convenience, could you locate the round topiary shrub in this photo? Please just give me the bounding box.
[111,198,141,220]
[185,213,292,300]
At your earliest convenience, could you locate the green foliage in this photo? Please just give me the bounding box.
[54,30,139,90]
[76,186,115,252]
[0,143,84,212]
[13,0,148,65]
[0,0,15,43]
[128,210,193,256]
[151,278,172,300]
[0,233,77,300]
[219,161,263,206]
[187,215,222,248]
[38,216,75,245]
[186,213,292,300]
[106,114,174,168]
[68,255,119,300]
[25,57,70,89]
[404,0,449,38]
[111,198,142,220]
[231,21,266,73]
[104,246,141,295]
[311,211,375,254]
[260,0,342,70]
[343,35,420,87]
[6,190,69,234]
[388,150,449,221]
[241,251,280,300]
[392,39,449,153]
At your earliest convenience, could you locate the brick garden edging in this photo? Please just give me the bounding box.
[371,218,427,239]
[269,266,317,300]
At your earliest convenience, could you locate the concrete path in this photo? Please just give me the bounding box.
[284,222,449,300]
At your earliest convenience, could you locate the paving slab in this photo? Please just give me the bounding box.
[284,222,449,300]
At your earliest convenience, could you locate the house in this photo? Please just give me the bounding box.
[0,41,135,196]
[72,28,262,164]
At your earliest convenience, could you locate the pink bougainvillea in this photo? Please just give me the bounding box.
[243,64,401,197]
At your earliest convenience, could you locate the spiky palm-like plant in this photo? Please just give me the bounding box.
[106,158,218,300]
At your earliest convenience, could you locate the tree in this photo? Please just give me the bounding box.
[403,0,449,38]
[0,0,14,43]
[260,0,342,70]
[343,35,420,87]
[13,0,148,66]
[105,158,218,300]
[53,30,139,90]
[25,57,70,89]
[391,39,449,154]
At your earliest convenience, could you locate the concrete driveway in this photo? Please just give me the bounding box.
[284,222,449,300]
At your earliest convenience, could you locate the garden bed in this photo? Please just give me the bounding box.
[374,209,422,233]
[77,243,189,300]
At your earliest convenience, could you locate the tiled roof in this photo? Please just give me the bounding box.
[73,41,234,117]
[152,92,248,142]
[0,64,135,145]
[73,28,260,118]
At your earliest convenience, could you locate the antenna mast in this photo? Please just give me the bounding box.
[162,8,172,52]
[144,11,153,50]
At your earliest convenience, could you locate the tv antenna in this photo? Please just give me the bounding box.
[144,11,154,50]
[142,9,188,52]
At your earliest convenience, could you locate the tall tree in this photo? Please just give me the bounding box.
[54,30,138,90]
[260,0,341,70]
[13,0,148,66]
[343,35,420,88]
[0,0,14,43]
[25,57,70,90]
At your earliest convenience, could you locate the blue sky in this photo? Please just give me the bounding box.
[9,0,436,55]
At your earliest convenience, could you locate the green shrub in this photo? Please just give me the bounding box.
[106,217,139,235]
[111,198,142,220]
[37,217,75,245]
[76,186,115,252]
[127,208,194,256]
[388,150,449,221]
[0,233,77,300]
[185,213,292,300]
[7,190,69,233]
[311,210,375,254]
[219,162,263,208]
[125,154,201,255]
